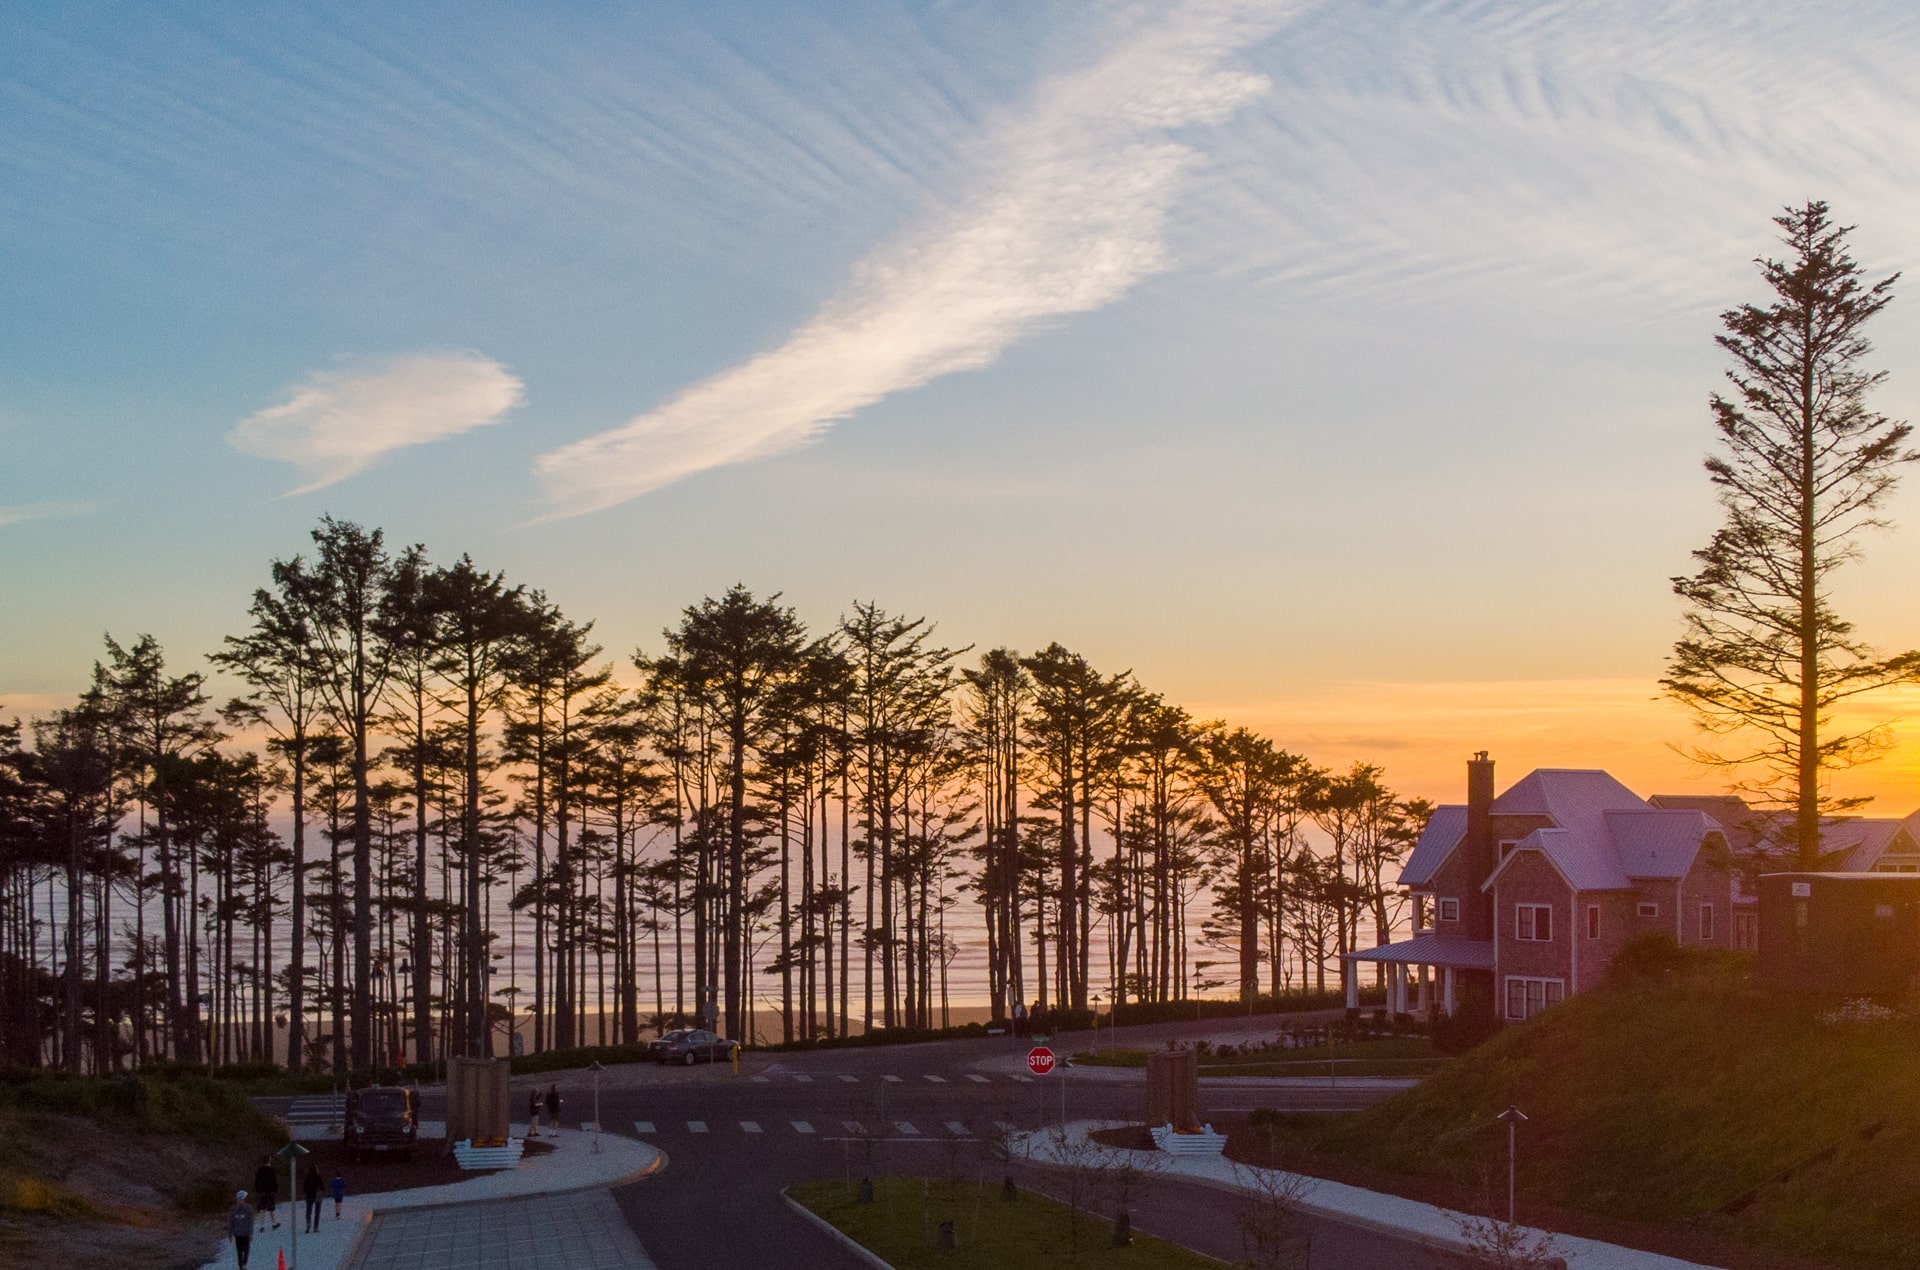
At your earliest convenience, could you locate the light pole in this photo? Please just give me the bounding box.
[1091,994,1102,1054]
[275,1141,310,1268]
[590,1061,604,1155]
[1495,1106,1528,1226]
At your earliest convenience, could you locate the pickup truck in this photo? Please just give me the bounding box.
[343,1085,419,1161]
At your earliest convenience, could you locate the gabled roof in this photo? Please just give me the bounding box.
[1398,804,1466,888]
[1651,794,1913,868]
[1481,827,1634,893]
[1605,809,1720,879]
[1491,769,1647,839]
[1826,819,1910,871]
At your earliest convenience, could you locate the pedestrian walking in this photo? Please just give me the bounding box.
[1012,999,1027,1039]
[330,1170,346,1220]
[301,1163,324,1233]
[1030,1000,1047,1038]
[528,1087,543,1138]
[226,1191,255,1268]
[545,1083,561,1131]
[251,1157,279,1231]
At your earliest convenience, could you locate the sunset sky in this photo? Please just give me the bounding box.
[8,1,1920,811]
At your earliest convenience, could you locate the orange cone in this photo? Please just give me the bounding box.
[277,1251,287,1270]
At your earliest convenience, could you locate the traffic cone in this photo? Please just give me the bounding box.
[277,1251,287,1270]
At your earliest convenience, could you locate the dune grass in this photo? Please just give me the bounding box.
[789,1176,1223,1268]
[1252,951,1920,1266]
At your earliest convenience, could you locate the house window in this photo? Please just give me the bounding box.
[1733,910,1757,951]
[1586,905,1600,940]
[1515,904,1552,941]
[1698,903,1714,941]
[1504,976,1565,1021]
[1437,897,1459,922]
[1876,863,1919,874]
[1637,901,1660,919]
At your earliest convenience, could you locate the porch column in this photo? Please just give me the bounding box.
[1392,964,1406,1014]
[1344,959,1359,1010]
[1442,966,1456,1017]
[1415,965,1429,1014]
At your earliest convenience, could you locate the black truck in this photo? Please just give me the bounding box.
[343,1085,419,1161]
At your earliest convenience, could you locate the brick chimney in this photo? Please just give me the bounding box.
[1464,752,1496,940]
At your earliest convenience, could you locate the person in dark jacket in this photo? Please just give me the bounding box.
[301,1163,324,1233]
[226,1191,255,1268]
[330,1170,346,1220]
[544,1083,561,1129]
[251,1158,279,1231]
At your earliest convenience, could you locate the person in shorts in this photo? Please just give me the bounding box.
[251,1157,279,1231]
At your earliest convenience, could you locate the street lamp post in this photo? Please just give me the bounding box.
[275,1141,310,1268]
[1091,994,1102,1054]
[1495,1105,1528,1227]
[590,1061,604,1155]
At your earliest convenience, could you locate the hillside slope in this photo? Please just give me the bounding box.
[0,1074,284,1270]
[1284,951,1920,1266]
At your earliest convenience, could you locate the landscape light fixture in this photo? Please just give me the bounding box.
[1495,1105,1529,1226]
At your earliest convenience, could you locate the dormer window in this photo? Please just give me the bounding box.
[1438,897,1460,922]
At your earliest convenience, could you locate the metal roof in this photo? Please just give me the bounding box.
[1398,804,1466,888]
[1481,827,1634,893]
[1345,933,1494,970]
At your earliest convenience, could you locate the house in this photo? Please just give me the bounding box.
[1757,872,1920,997]
[1645,794,1920,874]
[1346,754,1739,1024]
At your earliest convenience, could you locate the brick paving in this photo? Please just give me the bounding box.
[343,1189,654,1270]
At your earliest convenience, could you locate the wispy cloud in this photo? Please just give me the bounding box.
[230,352,524,494]
[0,500,95,527]
[535,0,1298,517]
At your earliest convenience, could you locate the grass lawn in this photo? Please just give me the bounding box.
[788,1176,1223,1268]
[1075,1035,1443,1079]
[1250,950,1920,1267]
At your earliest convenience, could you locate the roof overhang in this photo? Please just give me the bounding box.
[1344,933,1494,971]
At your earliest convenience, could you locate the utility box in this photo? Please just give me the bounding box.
[1759,872,1920,998]
[1145,1049,1201,1132]
[446,1056,511,1145]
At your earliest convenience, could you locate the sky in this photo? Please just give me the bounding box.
[8,0,1920,811]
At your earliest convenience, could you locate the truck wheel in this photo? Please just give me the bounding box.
[683,1051,695,1067]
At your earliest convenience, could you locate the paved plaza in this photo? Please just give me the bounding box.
[344,1189,654,1270]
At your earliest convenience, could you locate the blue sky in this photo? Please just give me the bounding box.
[8,0,1920,800]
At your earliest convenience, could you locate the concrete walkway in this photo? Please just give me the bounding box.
[1019,1121,1727,1270]
[197,1126,663,1270]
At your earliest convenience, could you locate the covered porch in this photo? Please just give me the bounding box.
[1343,933,1494,1017]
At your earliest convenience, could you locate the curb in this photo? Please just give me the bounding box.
[780,1189,899,1270]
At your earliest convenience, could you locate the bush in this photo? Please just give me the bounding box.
[1605,932,1692,984]
[1430,996,1499,1055]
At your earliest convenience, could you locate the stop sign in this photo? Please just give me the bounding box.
[1026,1046,1056,1076]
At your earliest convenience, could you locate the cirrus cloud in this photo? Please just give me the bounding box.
[230,351,524,493]
[534,0,1300,518]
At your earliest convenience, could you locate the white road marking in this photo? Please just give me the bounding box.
[944,1121,969,1135]
[741,1121,763,1133]
[965,1074,989,1083]
[792,1074,813,1083]
[994,1121,1015,1133]
[793,1121,815,1134]
[838,1075,859,1083]
[687,1120,708,1133]
[1011,1075,1031,1083]
[633,1121,655,1134]
[894,1121,919,1137]
[842,1120,863,1134]
[883,1075,903,1083]
[752,1076,769,1084]
[923,1074,947,1083]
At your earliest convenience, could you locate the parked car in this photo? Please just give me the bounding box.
[344,1084,419,1160]
[648,1028,739,1065]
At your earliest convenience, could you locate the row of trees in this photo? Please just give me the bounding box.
[0,523,1428,1073]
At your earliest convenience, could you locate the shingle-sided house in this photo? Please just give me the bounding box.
[1346,755,1739,1024]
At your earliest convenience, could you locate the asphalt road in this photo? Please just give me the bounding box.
[279,1017,1464,1268]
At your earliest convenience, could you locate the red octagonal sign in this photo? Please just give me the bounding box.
[1026,1046,1056,1076]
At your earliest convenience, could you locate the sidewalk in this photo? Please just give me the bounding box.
[1018,1121,1726,1270]
[967,1051,1418,1090]
[197,1126,663,1270]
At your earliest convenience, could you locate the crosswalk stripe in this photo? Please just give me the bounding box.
[752,1076,769,1084]
[741,1121,762,1134]
[687,1121,708,1133]
[1010,1075,1031,1083]
[994,1121,1015,1133]
[883,1074,903,1083]
[633,1121,655,1134]
[966,1074,989,1083]
[838,1075,859,1083]
[944,1121,969,1135]
[793,1121,814,1134]
[923,1074,947,1083]
[842,1120,863,1134]
[894,1121,920,1137]
[792,1074,813,1083]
